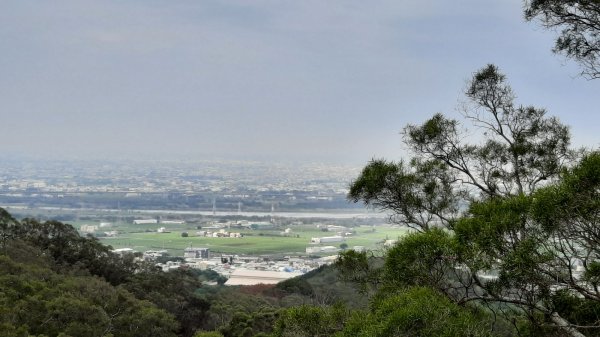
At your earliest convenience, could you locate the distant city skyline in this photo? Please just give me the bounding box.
[1,1,598,165]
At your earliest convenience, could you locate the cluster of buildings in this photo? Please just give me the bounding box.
[137,246,336,286]
[0,159,358,206]
[80,222,113,233]
[195,229,243,238]
[80,223,118,237]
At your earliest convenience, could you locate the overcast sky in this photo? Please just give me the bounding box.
[1,0,598,164]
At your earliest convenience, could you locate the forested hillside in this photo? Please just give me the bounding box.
[0,207,367,337]
[0,207,212,337]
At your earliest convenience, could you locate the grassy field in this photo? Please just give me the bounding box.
[98,223,410,256]
[4,206,404,256]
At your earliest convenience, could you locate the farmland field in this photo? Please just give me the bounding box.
[8,206,408,256]
[99,223,410,256]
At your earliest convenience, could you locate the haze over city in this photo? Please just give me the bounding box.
[1,0,598,164]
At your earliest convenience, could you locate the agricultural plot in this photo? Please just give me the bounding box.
[100,223,410,256]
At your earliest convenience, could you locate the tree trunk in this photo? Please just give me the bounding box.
[551,312,586,337]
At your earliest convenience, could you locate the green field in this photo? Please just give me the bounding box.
[98,223,410,256]
[5,208,407,257]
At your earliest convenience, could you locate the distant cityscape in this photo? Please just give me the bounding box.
[0,158,366,215]
[0,157,397,287]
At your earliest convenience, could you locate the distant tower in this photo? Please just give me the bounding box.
[238,202,242,215]
[270,202,275,223]
[117,201,122,225]
[77,200,84,223]
[212,198,216,216]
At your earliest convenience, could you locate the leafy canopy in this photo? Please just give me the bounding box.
[525,0,600,78]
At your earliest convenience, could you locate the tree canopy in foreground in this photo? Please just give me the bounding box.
[341,64,600,337]
[525,0,600,78]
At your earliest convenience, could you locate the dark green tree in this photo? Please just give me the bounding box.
[0,241,179,337]
[271,288,499,337]
[0,210,208,336]
[194,332,224,337]
[350,64,573,232]
[13,217,138,285]
[525,0,600,78]
[340,287,497,337]
[450,153,600,337]
[0,208,18,251]
[124,269,210,337]
[271,303,348,337]
[346,65,599,336]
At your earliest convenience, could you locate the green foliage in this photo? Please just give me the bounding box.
[454,195,534,271]
[194,332,224,337]
[348,158,459,231]
[552,290,600,333]
[220,308,279,337]
[335,249,382,294]
[341,287,496,337]
[349,160,404,205]
[123,269,210,337]
[404,65,571,199]
[454,154,600,334]
[345,64,597,336]
[0,209,219,337]
[271,304,349,337]
[384,229,456,289]
[531,152,600,232]
[0,208,18,250]
[197,285,281,335]
[0,244,179,337]
[275,277,314,297]
[6,217,138,285]
[584,261,600,286]
[190,265,369,337]
[525,0,600,79]
[271,287,499,337]
[191,268,228,285]
[287,264,369,308]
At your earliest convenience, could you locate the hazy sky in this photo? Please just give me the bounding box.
[1,0,598,164]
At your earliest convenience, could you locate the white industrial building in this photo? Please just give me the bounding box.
[79,224,98,233]
[133,219,158,224]
[306,246,339,254]
[113,248,134,255]
[225,269,303,286]
[310,236,344,244]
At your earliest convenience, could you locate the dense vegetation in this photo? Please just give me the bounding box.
[0,209,180,337]
[0,210,367,337]
[269,2,600,333]
[525,0,600,79]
